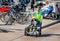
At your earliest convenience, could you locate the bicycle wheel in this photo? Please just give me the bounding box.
[15,14,23,24]
[0,13,7,22]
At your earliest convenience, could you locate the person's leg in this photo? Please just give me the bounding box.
[37,22,42,36]
[39,22,42,36]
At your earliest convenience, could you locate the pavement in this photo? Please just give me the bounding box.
[0,20,60,41]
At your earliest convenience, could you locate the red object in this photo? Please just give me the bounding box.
[0,6,9,13]
[0,8,3,12]
[46,1,49,4]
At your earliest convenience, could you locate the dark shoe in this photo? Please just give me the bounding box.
[39,32,41,36]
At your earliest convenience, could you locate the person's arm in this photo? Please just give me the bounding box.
[33,11,36,16]
[40,12,43,22]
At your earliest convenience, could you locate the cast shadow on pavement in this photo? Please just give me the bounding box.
[41,34,60,37]
[0,24,15,26]
[0,29,14,33]
[0,29,9,33]
[42,20,60,29]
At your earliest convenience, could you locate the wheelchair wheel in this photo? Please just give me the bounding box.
[24,27,30,36]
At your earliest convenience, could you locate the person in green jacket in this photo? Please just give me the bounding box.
[32,6,43,35]
[33,6,43,23]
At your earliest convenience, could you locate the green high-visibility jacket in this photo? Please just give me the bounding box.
[33,11,43,22]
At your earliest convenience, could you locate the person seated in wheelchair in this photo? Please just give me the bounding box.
[30,17,37,32]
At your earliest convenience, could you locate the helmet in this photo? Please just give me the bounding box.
[32,17,36,19]
[31,17,36,21]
